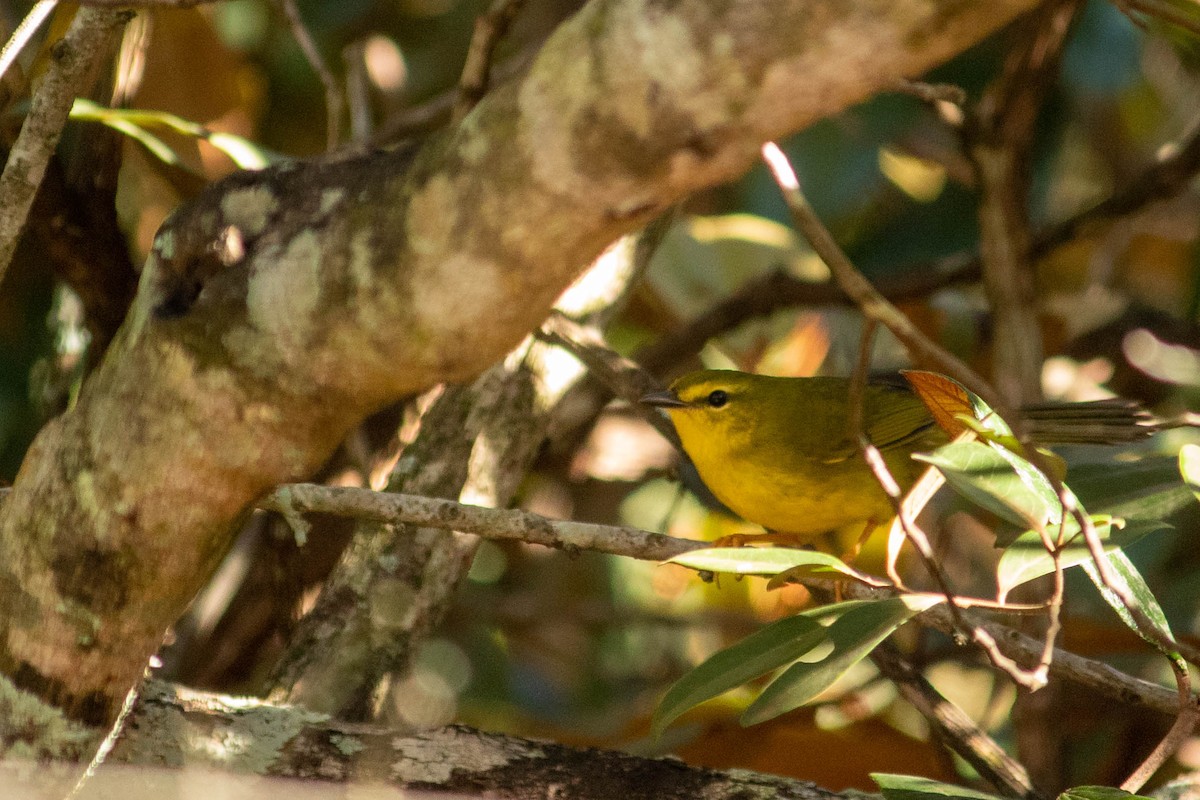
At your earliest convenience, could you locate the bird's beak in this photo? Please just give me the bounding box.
[641,390,686,408]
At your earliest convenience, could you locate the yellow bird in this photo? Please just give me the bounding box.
[641,369,1153,545]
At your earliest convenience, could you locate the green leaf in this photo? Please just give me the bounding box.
[1179,444,1200,505]
[667,547,856,579]
[996,518,1167,600]
[996,514,1107,599]
[741,595,941,725]
[1069,455,1193,521]
[70,99,286,171]
[962,388,1014,440]
[1058,786,1154,800]
[1082,548,1179,657]
[652,611,828,736]
[915,441,1059,530]
[874,773,1007,800]
[77,106,187,169]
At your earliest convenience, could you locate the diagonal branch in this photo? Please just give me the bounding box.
[0,0,1046,748]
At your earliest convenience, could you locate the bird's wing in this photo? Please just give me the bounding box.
[864,385,938,453]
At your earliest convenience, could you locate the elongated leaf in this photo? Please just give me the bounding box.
[1082,548,1179,657]
[652,610,829,736]
[915,441,1059,530]
[70,99,285,170]
[874,773,1007,800]
[667,547,856,579]
[1069,455,1192,520]
[996,514,1110,599]
[741,595,941,725]
[1058,786,1153,800]
[996,518,1166,600]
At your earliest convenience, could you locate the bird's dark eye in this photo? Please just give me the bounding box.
[707,390,729,408]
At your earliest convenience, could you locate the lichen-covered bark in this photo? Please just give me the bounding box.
[84,681,845,800]
[0,0,1040,740]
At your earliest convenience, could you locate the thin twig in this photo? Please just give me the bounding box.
[760,142,1009,415]
[262,483,702,562]
[275,0,343,151]
[860,442,974,639]
[885,464,945,587]
[64,681,141,800]
[452,0,529,125]
[1031,518,1066,691]
[845,318,877,445]
[536,312,681,449]
[0,7,130,286]
[0,0,56,85]
[342,39,372,142]
[871,640,1041,800]
[1010,467,1072,694]
[972,626,1046,691]
[1121,657,1200,792]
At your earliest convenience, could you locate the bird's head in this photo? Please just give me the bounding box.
[641,370,770,454]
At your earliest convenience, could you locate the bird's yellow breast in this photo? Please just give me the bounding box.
[673,415,905,535]
[659,372,939,539]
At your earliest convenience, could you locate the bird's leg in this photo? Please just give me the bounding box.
[838,519,880,565]
[824,521,878,603]
[712,529,808,549]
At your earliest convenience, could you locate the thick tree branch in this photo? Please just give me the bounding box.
[0,0,1042,744]
[101,681,847,800]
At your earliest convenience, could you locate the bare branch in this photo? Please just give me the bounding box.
[261,483,700,562]
[1122,657,1200,791]
[871,640,1041,800]
[638,115,1200,377]
[760,142,1007,413]
[275,0,344,150]
[453,0,530,125]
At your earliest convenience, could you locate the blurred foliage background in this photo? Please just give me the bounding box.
[4,0,1200,794]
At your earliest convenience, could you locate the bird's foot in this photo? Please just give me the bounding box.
[837,519,880,565]
[712,530,808,549]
